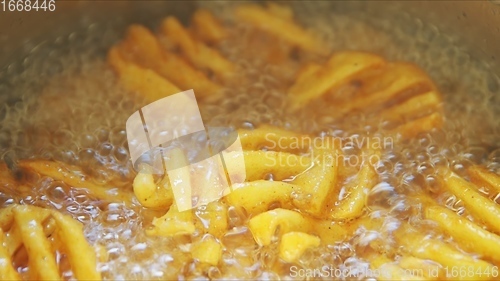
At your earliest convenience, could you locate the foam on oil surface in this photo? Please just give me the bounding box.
[0,2,499,279]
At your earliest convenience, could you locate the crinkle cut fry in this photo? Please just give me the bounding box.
[237,125,341,217]
[394,223,495,280]
[290,137,340,217]
[237,125,311,153]
[333,62,438,115]
[425,205,500,264]
[222,150,313,183]
[133,168,174,209]
[288,51,386,111]
[0,228,20,280]
[279,232,320,263]
[114,24,222,101]
[13,206,60,280]
[190,9,227,44]
[107,46,180,102]
[391,111,443,139]
[327,148,380,220]
[225,180,298,214]
[248,208,312,246]
[407,168,500,266]
[51,211,101,280]
[160,16,235,78]
[18,159,133,205]
[287,52,444,138]
[439,169,500,234]
[4,208,55,259]
[468,165,500,194]
[0,205,101,280]
[377,89,442,122]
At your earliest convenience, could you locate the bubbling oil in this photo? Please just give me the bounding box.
[0,2,499,280]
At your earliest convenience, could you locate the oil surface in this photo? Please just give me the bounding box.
[0,2,499,280]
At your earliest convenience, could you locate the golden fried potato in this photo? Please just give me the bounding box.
[238,125,310,153]
[116,25,221,101]
[0,205,101,280]
[192,236,222,265]
[194,201,228,237]
[133,169,173,209]
[334,62,437,115]
[146,203,195,237]
[468,165,500,194]
[248,208,312,246]
[391,112,443,139]
[288,51,386,111]
[108,46,180,101]
[440,170,500,234]
[191,9,227,44]
[291,138,340,217]
[395,224,495,280]
[328,149,379,220]
[279,232,320,262]
[425,205,500,263]
[18,160,133,205]
[160,17,235,78]
[378,90,442,122]
[225,180,297,215]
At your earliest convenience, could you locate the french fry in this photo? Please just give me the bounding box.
[191,9,227,44]
[441,170,500,234]
[378,90,442,121]
[287,51,386,111]
[108,46,180,101]
[13,206,59,280]
[311,216,383,245]
[335,62,437,115]
[163,148,193,212]
[291,138,340,217]
[4,211,54,257]
[392,112,443,139]
[468,166,500,194]
[288,55,443,137]
[398,256,442,280]
[222,150,312,182]
[295,62,322,85]
[146,204,195,237]
[160,17,235,78]
[116,25,221,101]
[279,232,320,263]
[191,236,222,266]
[368,253,431,281]
[18,160,133,205]
[0,205,101,280]
[238,125,310,154]
[425,205,500,263]
[248,208,312,246]
[225,180,297,215]
[0,205,14,230]
[0,229,20,280]
[235,4,327,55]
[51,211,101,280]
[133,170,173,209]
[234,126,341,217]
[328,150,379,220]
[194,201,228,237]
[395,224,495,280]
